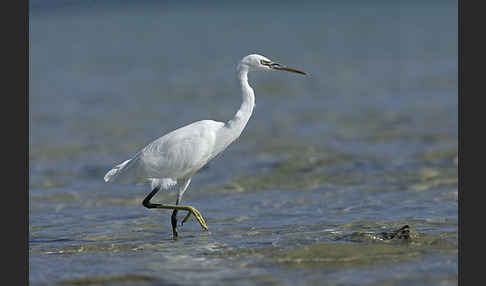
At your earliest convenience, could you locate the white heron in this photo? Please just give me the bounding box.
[104,54,307,237]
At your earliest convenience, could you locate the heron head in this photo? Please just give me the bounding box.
[238,54,307,75]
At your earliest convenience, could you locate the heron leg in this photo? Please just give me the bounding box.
[171,199,179,238]
[174,177,207,231]
[156,204,209,232]
[142,186,162,208]
[178,178,191,226]
[142,186,209,234]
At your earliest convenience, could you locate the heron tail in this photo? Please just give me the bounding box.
[104,159,132,182]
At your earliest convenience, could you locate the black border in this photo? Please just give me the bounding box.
[26,0,30,283]
[6,0,28,284]
[25,0,29,285]
[458,0,462,284]
[459,0,483,285]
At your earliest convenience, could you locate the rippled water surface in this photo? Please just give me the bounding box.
[30,1,457,285]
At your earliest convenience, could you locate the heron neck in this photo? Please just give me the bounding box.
[226,67,255,136]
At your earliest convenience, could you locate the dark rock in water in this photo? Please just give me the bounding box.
[335,225,420,242]
[378,225,419,241]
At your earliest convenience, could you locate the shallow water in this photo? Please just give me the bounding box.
[30,1,457,285]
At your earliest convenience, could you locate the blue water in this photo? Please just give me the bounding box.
[30,1,457,285]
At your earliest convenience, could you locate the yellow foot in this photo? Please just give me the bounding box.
[181,206,209,231]
[153,203,209,232]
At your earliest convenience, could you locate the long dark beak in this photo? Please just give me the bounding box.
[271,63,307,76]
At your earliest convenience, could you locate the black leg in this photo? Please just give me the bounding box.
[143,186,181,238]
[171,209,178,237]
[171,197,181,238]
[142,186,161,208]
[142,187,208,236]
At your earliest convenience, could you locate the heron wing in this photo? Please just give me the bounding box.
[135,120,224,179]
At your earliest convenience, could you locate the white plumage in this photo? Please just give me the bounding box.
[104,120,225,187]
[104,54,306,236]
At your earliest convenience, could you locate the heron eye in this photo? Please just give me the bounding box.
[260,60,270,66]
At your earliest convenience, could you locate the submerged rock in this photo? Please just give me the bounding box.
[270,225,455,269]
[337,225,420,242]
[377,225,419,241]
